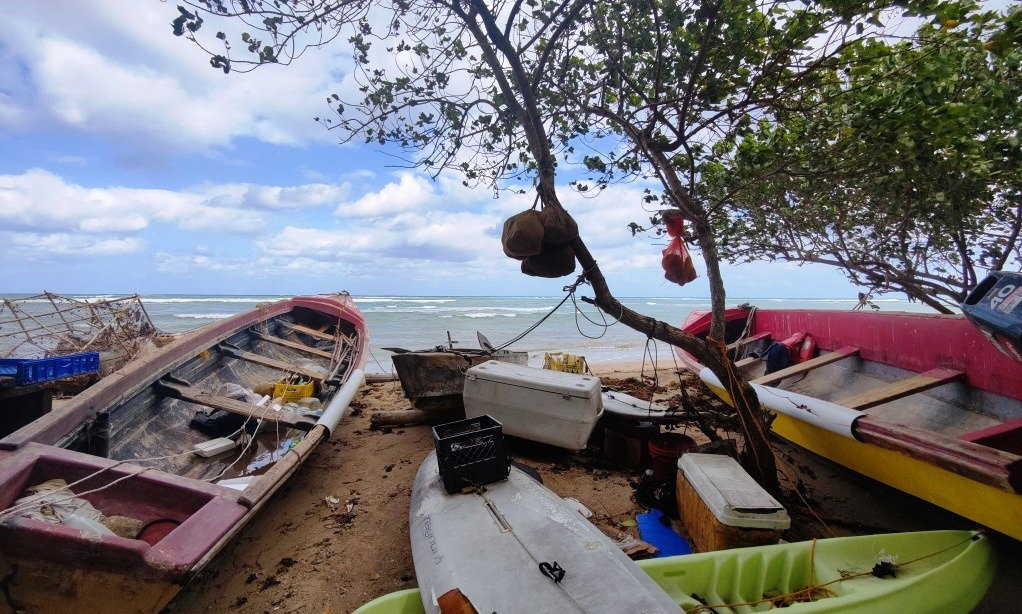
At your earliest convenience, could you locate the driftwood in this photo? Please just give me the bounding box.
[370,408,461,427]
[365,373,399,384]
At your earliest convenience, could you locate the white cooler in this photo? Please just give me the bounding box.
[463,360,603,450]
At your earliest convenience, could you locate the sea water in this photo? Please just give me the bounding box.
[11,294,930,373]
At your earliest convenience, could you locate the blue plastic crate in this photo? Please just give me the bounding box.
[0,352,100,386]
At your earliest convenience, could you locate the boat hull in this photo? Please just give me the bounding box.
[360,531,992,613]
[701,376,1022,541]
[0,294,367,613]
[678,308,1022,541]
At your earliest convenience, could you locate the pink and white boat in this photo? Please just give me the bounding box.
[0,294,367,613]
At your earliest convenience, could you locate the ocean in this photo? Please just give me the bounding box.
[3,294,933,373]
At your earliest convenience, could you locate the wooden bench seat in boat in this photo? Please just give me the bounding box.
[961,418,1022,455]
[752,346,860,387]
[727,331,771,351]
[218,343,326,381]
[249,329,333,358]
[280,320,335,342]
[156,379,316,431]
[837,367,965,411]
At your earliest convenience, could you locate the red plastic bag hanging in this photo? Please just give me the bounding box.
[662,215,697,286]
[662,236,697,286]
[664,211,686,238]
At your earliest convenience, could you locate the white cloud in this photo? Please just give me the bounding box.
[199,182,350,210]
[6,232,142,257]
[336,173,434,217]
[0,1,353,156]
[0,169,351,238]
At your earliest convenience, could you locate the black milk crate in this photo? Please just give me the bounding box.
[433,415,511,494]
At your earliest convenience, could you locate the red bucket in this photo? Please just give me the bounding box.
[648,432,696,481]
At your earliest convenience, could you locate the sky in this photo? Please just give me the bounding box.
[0,1,871,298]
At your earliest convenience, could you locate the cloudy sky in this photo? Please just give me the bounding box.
[0,1,865,298]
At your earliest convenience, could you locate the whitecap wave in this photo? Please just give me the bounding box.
[173,313,237,319]
[144,297,279,304]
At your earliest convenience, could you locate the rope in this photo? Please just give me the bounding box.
[491,266,595,351]
[688,532,982,613]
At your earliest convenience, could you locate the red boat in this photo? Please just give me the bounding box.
[0,294,367,613]
[677,307,1022,541]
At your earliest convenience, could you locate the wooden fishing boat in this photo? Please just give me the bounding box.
[675,308,1022,541]
[0,294,367,613]
[390,347,527,410]
[359,530,992,613]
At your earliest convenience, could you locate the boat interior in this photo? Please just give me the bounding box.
[0,302,363,578]
[54,306,362,479]
[696,308,1022,455]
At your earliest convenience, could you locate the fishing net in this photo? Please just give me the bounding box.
[0,292,163,373]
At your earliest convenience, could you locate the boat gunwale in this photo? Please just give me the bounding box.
[0,295,366,450]
[0,295,367,585]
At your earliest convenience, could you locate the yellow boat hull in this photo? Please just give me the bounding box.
[705,381,1022,542]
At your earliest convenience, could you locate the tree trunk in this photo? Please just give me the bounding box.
[568,235,780,493]
[692,217,728,341]
[456,5,777,492]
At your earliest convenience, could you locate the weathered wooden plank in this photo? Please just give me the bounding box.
[156,380,315,431]
[218,345,326,381]
[734,357,761,369]
[727,331,770,351]
[855,415,1021,493]
[250,329,333,358]
[752,346,859,387]
[280,320,335,342]
[838,367,964,411]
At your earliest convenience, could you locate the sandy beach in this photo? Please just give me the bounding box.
[165,361,689,613]
[160,357,1020,614]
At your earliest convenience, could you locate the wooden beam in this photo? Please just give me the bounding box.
[250,329,333,359]
[156,380,315,431]
[727,331,770,351]
[855,416,1021,493]
[218,345,326,381]
[838,368,964,411]
[280,320,334,342]
[734,356,761,369]
[752,346,859,387]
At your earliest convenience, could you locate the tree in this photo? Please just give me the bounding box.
[704,4,1022,312]
[169,0,942,489]
[543,0,909,335]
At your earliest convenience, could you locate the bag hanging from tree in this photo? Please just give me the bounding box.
[501,209,545,259]
[662,234,698,286]
[522,241,576,278]
[539,205,579,244]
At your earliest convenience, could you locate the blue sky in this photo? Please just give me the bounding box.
[0,1,869,298]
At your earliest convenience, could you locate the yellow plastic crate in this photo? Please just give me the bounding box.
[273,379,315,402]
[542,352,587,374]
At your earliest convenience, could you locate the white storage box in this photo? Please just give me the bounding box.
[677,453,789,551]
[463,360,603,450]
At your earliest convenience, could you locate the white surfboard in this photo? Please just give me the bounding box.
[409,452,682,614]
[602,390,685,423]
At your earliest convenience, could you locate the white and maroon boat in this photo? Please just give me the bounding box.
[677,305,1022,542]
[0,294,366,613]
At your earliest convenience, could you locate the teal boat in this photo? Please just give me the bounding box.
[354,530,992,613]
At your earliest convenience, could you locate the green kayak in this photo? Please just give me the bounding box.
[354,530,992,613]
